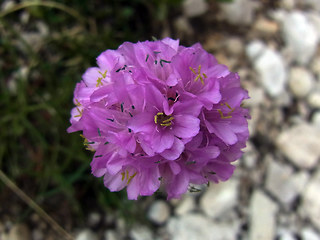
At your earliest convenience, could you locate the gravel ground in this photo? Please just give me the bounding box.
[2,0,320,239]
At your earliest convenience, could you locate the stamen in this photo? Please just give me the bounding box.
[162,116,174,123]
[97,128,101,137]
[95,155,103,158]
[96,77,103,87]
[145,54,149,62]
[126,170,129,181]
[217,109,232,119]
[121,172,125,181]
[74,107,83,117]
[160,59,171,67]
[106,118,114,122]
[75,99,81,106]
[189,65,207,85]
[98,70,107,78]
[127,172,137,184]
[120,103,124,112]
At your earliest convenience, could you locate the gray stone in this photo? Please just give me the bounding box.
[289,67,314,98]
[246,41,287,97]
[281,11,319,65]
[301,227,320,240]
[219,0,258,25]
[200,178,238,219]
[225,37,244,56]
[147,200,170,225]
[280,0,296,10]
[303,0,320,12]
[277,123,320,169]
[129,225,153,240]
[249,190,278,240]
[312,111,320,127]
[300,170,320,231]
[265,161,309,205]
[183,0,208,17]
[167,214,239,240]
[76,229,98,240]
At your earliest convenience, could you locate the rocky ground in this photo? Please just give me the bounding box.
[2,0,320,239]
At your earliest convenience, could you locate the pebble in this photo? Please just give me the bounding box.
[246,41,287,97]
[265,160,309,205]
[183,0,208,18]
[311,56,320,76]
[167,214,239,240]
[249,190,278,240]
[219,0,258,25]
[312,111,320,127]
[308,91,320,108]
[280,0,296,10]
[300,170,320,231]
[76,229,98,240]
[225,37,244,56]
[301,227,320,240]
[253,17,279,35]
[303,0,320,12]
[200,178,238,219]
[175,195,196,216]
[289,67,314,98]
[104,230,119,240]
[277,123,320,169]
[88,212,101,227]
[2,224,31,240]
[147,200,170,225]
[129,225,153,240]
[281,11,319,65]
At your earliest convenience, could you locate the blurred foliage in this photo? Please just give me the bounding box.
[0,0,182,224]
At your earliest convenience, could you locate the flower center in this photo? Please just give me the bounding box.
[154,112,174,127]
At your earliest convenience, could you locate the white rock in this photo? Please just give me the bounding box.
[312,111,320,127]
[289,67,314,98]
[300,170,320,231]
[311,56,320,76]
[104,230,118,240]
[130,225,153,240]
[245,86,265,107]
[183,0,208,17]
[88,212,101,227]
[167,214,239,240]
[277,123,320,169]
[76,229,98,240]
[301,227,320,240]
[308,91,320,108]
[219,0,258,25]
[265,161,304,205]
[246,41,287,97]
[2,224,31,240]
[277,229,296,240]
[147,200,170,225]
[200,178,239,219]
[249,190,278,240]
[281,11,319,65]
[175,195,196,216]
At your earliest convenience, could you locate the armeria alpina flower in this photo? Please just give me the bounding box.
[68,38,249,200]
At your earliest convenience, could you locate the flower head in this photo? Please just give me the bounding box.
[68,38,249,200]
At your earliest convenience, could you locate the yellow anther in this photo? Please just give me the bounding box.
[127,172,137,184]
[74,107,83,117]
[189,65,207,85]
[98,70,108,78]
[154,112,174,127]
[126,170,129,181]
[96,77,103,87]
[75,99,81,106]
[217,109,232,119]
[121,172,125,181]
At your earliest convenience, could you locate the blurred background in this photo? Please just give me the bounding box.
[1,0,320,239]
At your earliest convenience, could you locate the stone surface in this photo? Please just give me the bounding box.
[225,37,244,56]
[249,190,278,240]
[167,214,239,240]
[266,160,309,205]
[129,225,153,240]
[104,230,119,240]
[301,227,320,240]
[300,170,320,231]
[308,91,320,108]
[147,200,170,225]
[246,41,287,97]
[2,224,31,240]
[281,11,319,65]
[200,178,238,219]
[219,0,258,25]
[253,17,279,35]
[183,0,208,17]
[175,195,196,216]
[76,229,98,240]
[277,123,320,169]
[289,67,314,98]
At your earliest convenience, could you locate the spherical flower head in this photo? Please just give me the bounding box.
[67,38,250,200]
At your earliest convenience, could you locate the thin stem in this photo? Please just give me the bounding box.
[0,170,74,240]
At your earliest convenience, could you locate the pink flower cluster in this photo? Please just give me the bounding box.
[68,38,249,200]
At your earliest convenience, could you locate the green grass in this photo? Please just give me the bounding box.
[0,0,182,225]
